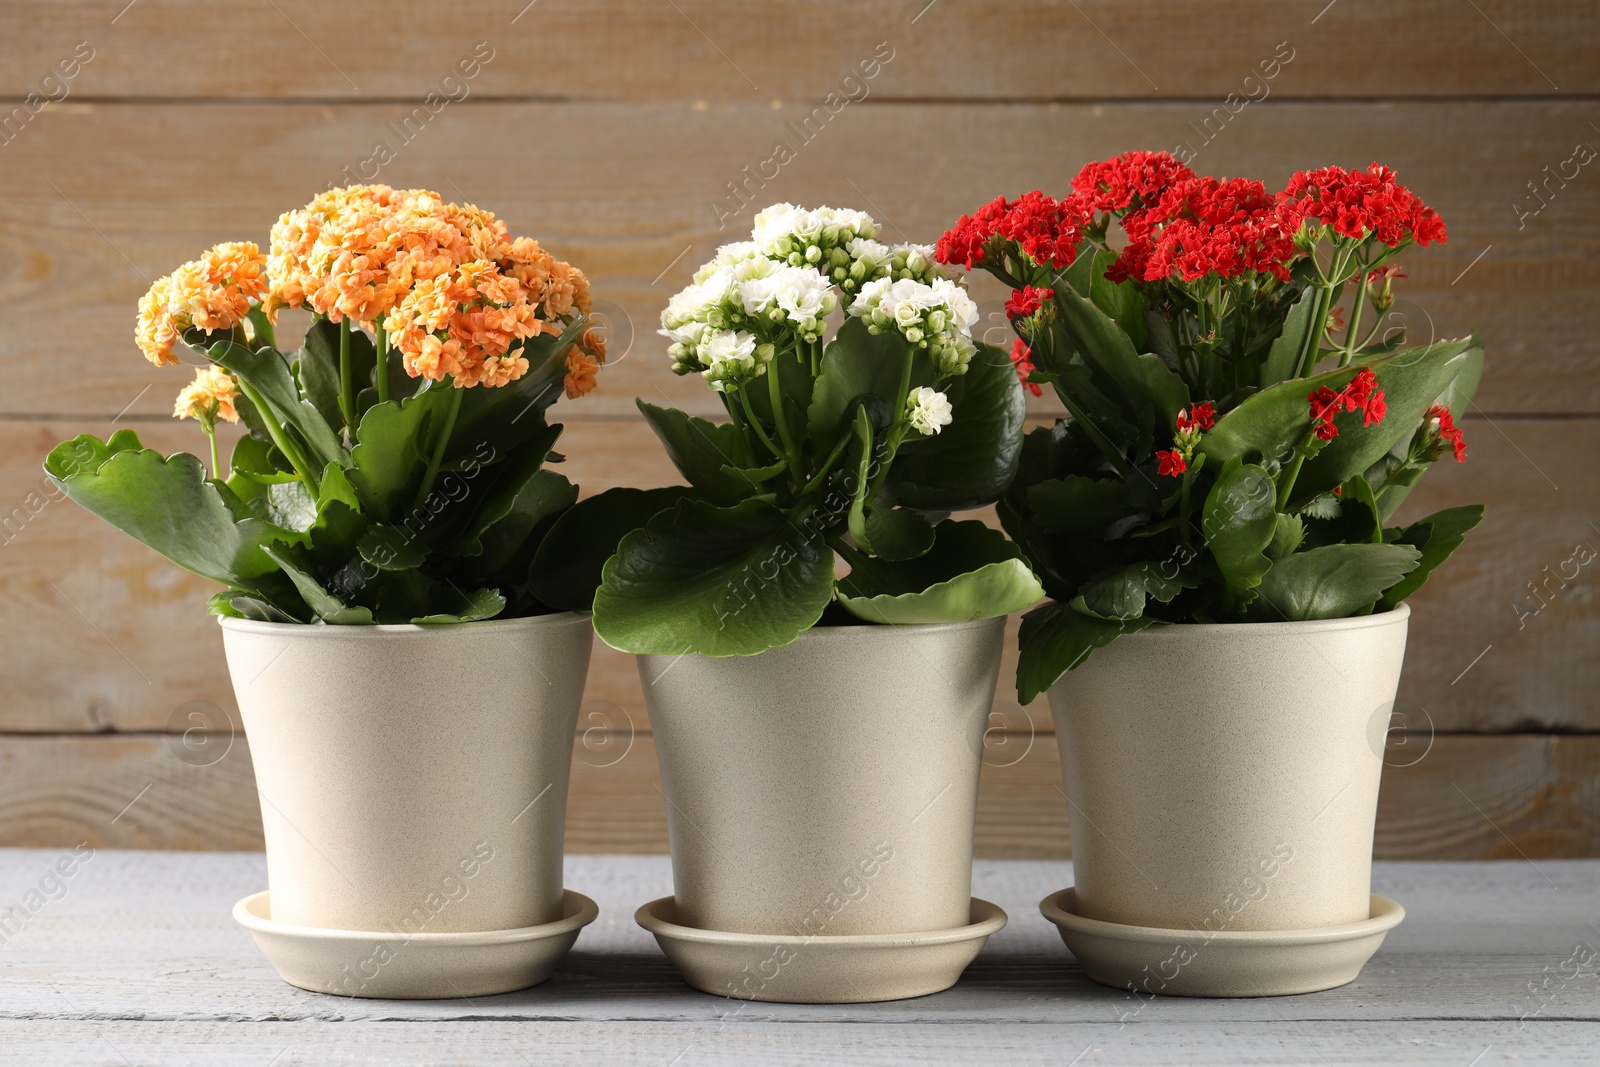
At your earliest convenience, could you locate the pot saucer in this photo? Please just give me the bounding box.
[234,888,598,999]
[1039,887,1403,998]
[635,896,1007,1003]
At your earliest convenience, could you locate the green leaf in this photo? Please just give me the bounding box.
[636,399,757,506]
[1016,600,1155,705]
[1202,337,1473,492]
[1431,342,1484,414]
[44,430,143,480]
[209,340,346,470]
[1250,543,1422,622]
[458,469,578,583]
[836,520,1044,624]
[887,341,1028,511]
[863,505,935,562]
[444,425,564,556]
[46,435,306,587]
[1072,560,1195,621]
[1298,337,1477,498]
[807,317,928,456]
[1379,505,1485,609]
[298,318,375,431]
[1260,288,1318,388]
[412,586,507,625]
[593,497,834,656]
[208,589,303,623]
[1052,285,1189,431]
[1088,255,1147,353]
[357,524,428,571]
[1026,475,1135,537]
[261,545,375,624]
[1268,513,1305,560]
[346,387,458,522]
[1201,457,1277,606]
[529,486,696,612]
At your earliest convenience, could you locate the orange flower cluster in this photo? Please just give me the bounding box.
[135,242,268,366]
[172,365,240,424]
[266,185,605,390]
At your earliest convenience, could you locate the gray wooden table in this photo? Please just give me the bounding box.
[0,850,1595,1065]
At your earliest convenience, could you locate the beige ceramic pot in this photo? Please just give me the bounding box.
[636,617,1009,1002]
[220,613,592,939]
[1044,604,1411,995]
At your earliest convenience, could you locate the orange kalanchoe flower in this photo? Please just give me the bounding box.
[172,365,240,424]
[135,242,268,366]
[382,260,547,389]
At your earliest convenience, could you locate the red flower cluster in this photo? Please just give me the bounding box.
[1308,367,1386,441]
[1156,449,1187,477]
[1427,403,1467,462]
[1071,150,1196,215]
[1111,177,1305,284]
[1005,285,1052,319]
[1282,163,1447,247]
[1175,401,1216,432]
[935,195,1011,269]
[936,192,1086,271]
[1009,338,1042,397]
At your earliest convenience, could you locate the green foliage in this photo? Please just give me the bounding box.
[957,220,1485,699]
[47,318,599,624]
[587,245,1034,656]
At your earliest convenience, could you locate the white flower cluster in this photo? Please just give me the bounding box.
[847,276,980,376]
[659,204,978,392]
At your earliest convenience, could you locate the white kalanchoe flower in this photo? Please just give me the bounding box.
[754,202,881,267]
[905,386,954,436]
[889,243,944,284]
[662,269,734,330]
[700,329,773,391]
[848,276,980,376]
[841,236,894,292]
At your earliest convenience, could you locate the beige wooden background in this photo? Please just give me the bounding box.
[0,1,1594,859]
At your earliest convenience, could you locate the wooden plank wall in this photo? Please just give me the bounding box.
[0,2,1594,858]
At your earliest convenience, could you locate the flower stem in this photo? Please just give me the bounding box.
[767,356,804,483]
[235,378,318,497]
[338,317,356,436]
[736,386,784,462]
[374,324,390,405]
[1276,445,1309,511]
[205,423,221,480]
[413,386,463,512]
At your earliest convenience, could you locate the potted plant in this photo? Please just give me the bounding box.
[537,203,1039,1002]
[45,185,608,998]
[939,155,1483,996]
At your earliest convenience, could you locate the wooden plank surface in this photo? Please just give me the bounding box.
[2,414,1589,736]
[1,730,1594,859]
[2,1,1592,101]
[1,101,1595,418]
[0,851,1593,1064]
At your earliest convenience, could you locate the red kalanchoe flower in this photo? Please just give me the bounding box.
[995,190,1086,270]
[1344,367,1377,410]
[1363,389,1387,427]
[935,194,1010,268]
[1428,403,1467,462]
[1308,368,1385,440]
[1009,338,1042,397]
[1070,150,1196,215]
[1005,285,1052,319]
[1282,163,1447,247]
[1175,401,1216,433]
[1110,176,1303,284]
[1156,449,1187,477]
